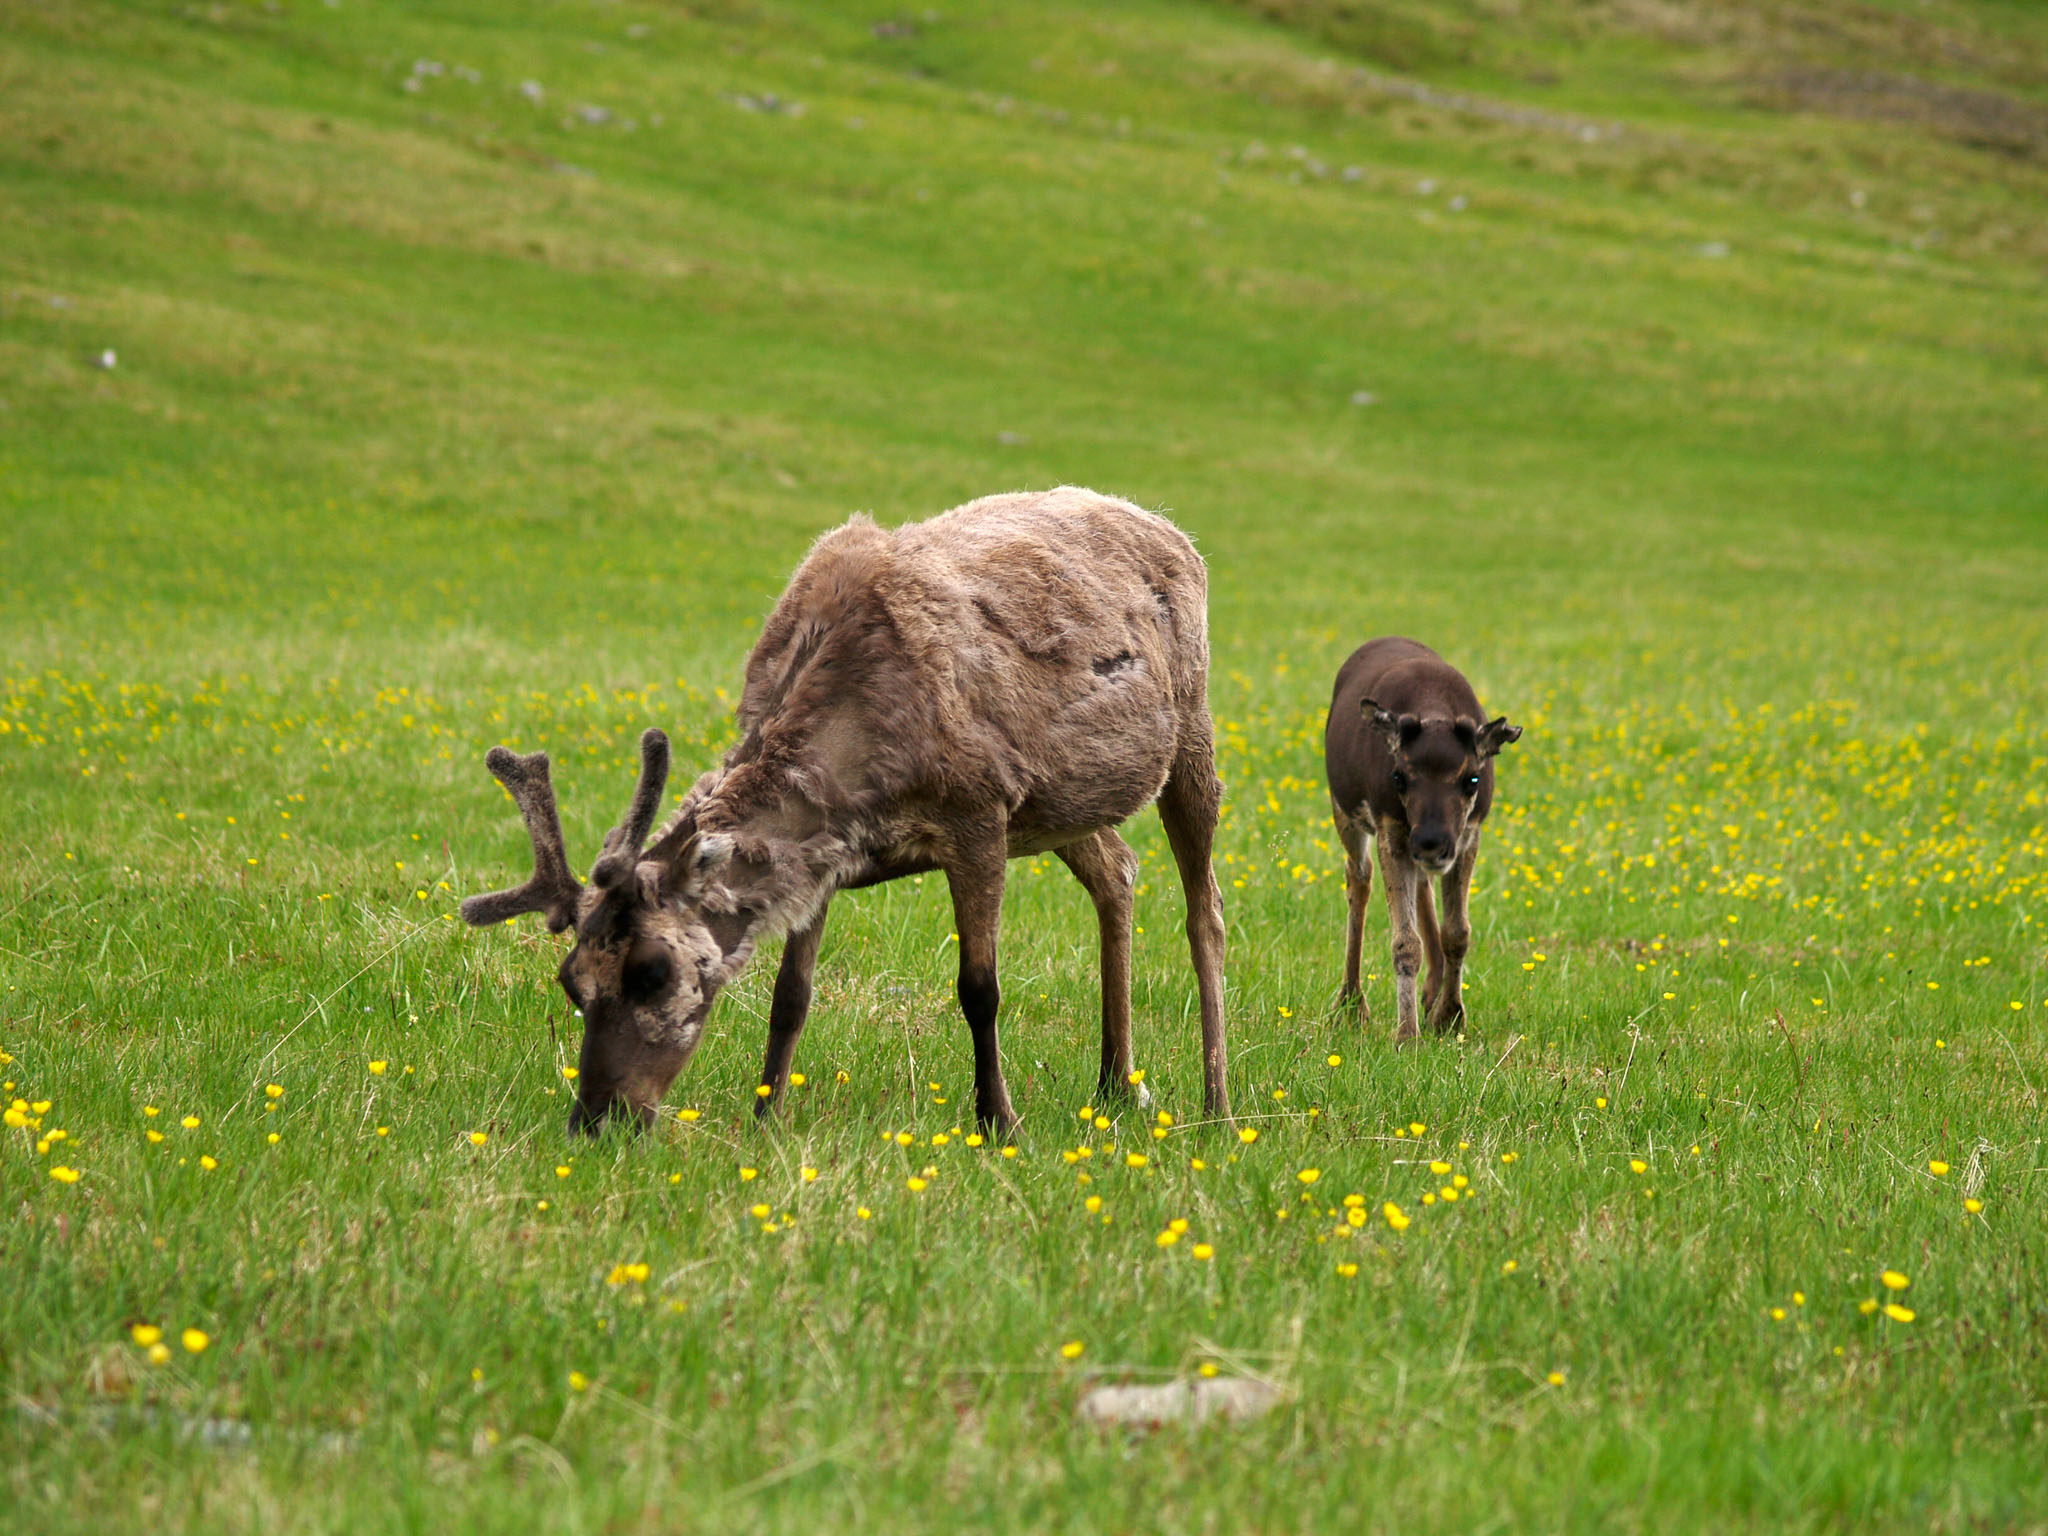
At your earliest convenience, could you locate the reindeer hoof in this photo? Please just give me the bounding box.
[1098,1072,1154,1114]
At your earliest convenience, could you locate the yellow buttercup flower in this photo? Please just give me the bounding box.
[1059,1341,1084,1360]
[49,1165,80,1183]
[1880,1270,1910,1292]
[1884,1304,1915,1323]
[1383,1202,1410,1232]
[131,1324,163,1347]
[181,1328,209,1354]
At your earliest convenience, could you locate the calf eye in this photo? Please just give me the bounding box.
[622,941,674,1004]
[1391,770,1409,795]
[1462,774,1481,795]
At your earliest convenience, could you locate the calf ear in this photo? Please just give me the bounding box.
[1361,698,1419,751]
[1478,715,1523,756]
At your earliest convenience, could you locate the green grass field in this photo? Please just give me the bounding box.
[4,1,2047,1529]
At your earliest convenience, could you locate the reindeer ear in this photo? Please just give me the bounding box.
[652,829,736,900]
[1478,715,1523,756]
[1361,697,1400,748]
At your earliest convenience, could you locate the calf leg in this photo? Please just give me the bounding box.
[1417,879,1445,1017]
[1056,828,1149,1110]
[1333,800,1372,1021]
[1158,740,1231,1120]
[945,839,1019,1136]
[1376,835,1425,1044]
[1427,842,1479,1034]
[755,903,829,1119]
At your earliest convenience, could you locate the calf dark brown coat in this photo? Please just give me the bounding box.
[1323,637,1521,1041]
[461,487,1232,1134]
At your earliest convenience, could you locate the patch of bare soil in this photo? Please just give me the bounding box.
[1750,69,2048,160]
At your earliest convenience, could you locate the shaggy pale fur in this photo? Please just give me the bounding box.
[464,487,1232,1134]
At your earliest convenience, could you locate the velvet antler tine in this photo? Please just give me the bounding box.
[591,728,672,888]
[459,746,582,931]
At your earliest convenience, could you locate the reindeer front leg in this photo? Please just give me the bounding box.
[1427,842,1478,1034]
[1333,800,1372,1021]
[1376,834,1425,1044]
[756,902,829,1119]
[945,840,1020,1136]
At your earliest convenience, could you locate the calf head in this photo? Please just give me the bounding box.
[460,729,763,1136]
[1364,700,1521,875]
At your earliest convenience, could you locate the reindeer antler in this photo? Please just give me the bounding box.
[459,746,582,933]
[590,728,672,889]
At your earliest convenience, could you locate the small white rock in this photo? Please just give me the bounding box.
[95,349,116,370]
[1350,390,1376,407]
[1078,1377,1282,1429]
[519,80,545,104]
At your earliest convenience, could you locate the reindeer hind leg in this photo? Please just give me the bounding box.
[1056,828,1147,1110]
[1157,732,1231,1121]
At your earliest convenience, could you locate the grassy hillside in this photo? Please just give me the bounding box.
[2,2,2045,1531]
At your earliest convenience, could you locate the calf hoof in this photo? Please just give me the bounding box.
[1098,1073,1155,1116]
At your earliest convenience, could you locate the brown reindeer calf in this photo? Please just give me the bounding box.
[1323,637,1521,1041]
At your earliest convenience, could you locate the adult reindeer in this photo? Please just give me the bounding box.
[460,488,1232,1136]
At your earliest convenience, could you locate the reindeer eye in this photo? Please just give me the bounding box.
[1390,770,1409,795]
[1462,774,1481,795]
[622,941,674,1005]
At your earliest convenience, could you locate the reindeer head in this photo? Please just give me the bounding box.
[1363,699,1521,876]
[460,729,764,1136]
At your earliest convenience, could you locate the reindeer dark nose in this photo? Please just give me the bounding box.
[567,1094,655,1138]
[1411,830,1452,864]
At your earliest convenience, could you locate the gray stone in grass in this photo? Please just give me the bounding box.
[95,349,117,370]
[1077,1377,1281,1428]
[519,80,546,105]
[1350,390,1376,406]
